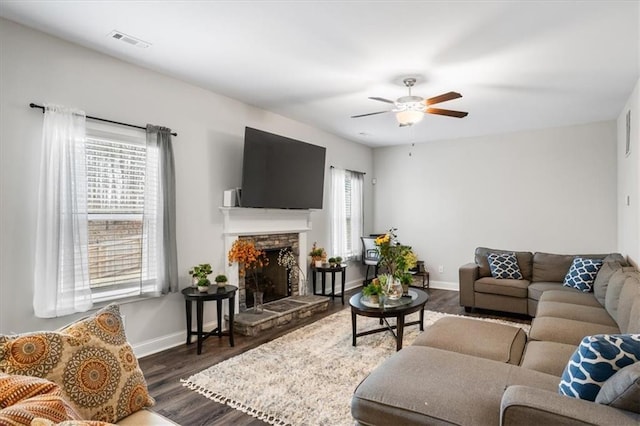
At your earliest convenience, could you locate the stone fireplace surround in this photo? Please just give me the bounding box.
[221,207,312,313]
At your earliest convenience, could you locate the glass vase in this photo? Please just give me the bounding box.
[253,291,264,314]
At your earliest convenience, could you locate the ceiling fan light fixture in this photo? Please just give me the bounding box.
[396,110,424,126]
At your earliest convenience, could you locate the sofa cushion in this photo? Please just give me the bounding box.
[563,257,603,292]
[475,277,529,298]
[0,305,154,423]
[520,341,578,377]
[351,346,559,426]
[595,361,640,413]
[475,247,533,280]
[532,252,575,283]
[529,316,620,346]
[617,278,640,333]
[532,252,611,283]
[593,262,634,306]
[528,282,576,302]
[606,270,640,322]
[411,317,527,365]
[0,373,80,425]
[487,252,524,280]
[534,302,617,327]
[538,289,603,307]
[627,296,640,334]
[559,334,640,401]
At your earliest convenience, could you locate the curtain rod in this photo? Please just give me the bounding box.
[330,165,366,175]
[29,103,178,137]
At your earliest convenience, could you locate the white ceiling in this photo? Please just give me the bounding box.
[1,1,638,147]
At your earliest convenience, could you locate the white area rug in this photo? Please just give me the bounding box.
[182,309,529,426]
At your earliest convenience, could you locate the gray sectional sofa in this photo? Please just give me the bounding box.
[459,247,628,316]
[351,251,640,425]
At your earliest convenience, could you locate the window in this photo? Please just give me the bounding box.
[330,168,364,260]
[85,124,155,302]
[34,105,177,318]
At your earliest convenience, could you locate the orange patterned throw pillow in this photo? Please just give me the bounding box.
[0,304,154,423]
[0,373,80,425]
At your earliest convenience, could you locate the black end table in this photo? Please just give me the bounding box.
[312,264,347,304]
[182,285,237,355]
[349,288,429,351]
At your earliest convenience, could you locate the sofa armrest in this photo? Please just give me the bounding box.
[459,262,479,308]
[501,385,639,426]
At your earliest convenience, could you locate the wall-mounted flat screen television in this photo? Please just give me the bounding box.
[240,127,326,209]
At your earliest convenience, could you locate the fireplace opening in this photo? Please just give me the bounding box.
[245,246,292,309]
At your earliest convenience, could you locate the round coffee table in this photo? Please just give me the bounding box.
[349,288,429,351]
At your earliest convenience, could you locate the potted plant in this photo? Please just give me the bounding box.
[400,272,413,296]
[335,256,343,265]
[189,263,212,292]
[362,278,384,305]
[214,274,228,288]
[328,257,336,267]
[309,242,326,267]
[228,239,268,313]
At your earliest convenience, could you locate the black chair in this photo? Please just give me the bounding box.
[361,236,380,285]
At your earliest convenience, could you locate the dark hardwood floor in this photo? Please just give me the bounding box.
[138,287,530,425]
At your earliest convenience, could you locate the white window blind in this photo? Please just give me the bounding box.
[85,124,154,302]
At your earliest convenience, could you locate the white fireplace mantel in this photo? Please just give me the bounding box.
[220,207,312,236]
[220,207,313,311]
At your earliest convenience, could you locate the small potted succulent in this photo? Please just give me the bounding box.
[189,263,212,292]
[214,274,228,288]
[328,257,337,267]
[335,256,343,265]
[362,278,384,305]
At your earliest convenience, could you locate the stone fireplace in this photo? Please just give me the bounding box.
[221,207,311,313]
[238,234,299,311]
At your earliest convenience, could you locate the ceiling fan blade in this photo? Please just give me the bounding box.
[426,108,469,118]
[368,97,396,104]
[351,110,391,118]
[425,92,462,106]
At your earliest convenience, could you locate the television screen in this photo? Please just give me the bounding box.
[240,127,326,209]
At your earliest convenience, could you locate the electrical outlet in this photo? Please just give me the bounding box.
[438,265,444,273]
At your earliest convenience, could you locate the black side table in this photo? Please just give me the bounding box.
[182,285,237,355]
[312,264,347,305]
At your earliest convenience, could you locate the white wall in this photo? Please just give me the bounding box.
[373,122,618,289]
[618,77,640,266]
[0,18,373,355]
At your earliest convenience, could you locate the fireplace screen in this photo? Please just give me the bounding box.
[245,247,292,308]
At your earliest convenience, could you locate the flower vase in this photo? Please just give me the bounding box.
[253,291,264,314]
[387,278,403,300]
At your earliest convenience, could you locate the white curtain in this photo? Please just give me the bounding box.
[143,125,178,294]
[34,105,92,317]
[331,167,348,257]
[330,167,364,260]
[350,171,364,260]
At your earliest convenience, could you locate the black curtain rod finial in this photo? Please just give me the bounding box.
[29,102,177,137]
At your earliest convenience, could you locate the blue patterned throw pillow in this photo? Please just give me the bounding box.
[563,257,603,292]
[487,252,523,280]
[559,334,640,401]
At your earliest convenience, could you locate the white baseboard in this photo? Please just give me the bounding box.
[132,320,219,359]
[428,280,459,291]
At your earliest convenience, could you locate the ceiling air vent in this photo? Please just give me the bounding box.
[108,30,151,48]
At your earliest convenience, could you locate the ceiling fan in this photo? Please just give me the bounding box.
[352,78,468,127]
